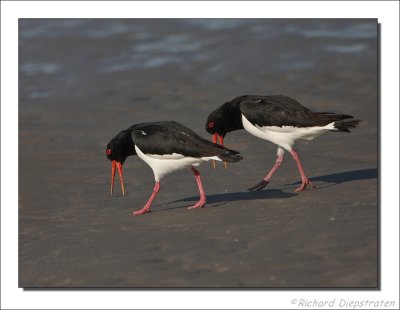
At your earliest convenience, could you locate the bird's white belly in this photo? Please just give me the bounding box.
[241,114,334,151]
[135,145,219,181]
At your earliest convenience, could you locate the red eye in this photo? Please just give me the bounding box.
[208,122,215,128]
[106,149,112,155]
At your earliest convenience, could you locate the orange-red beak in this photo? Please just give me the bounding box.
[211,133,227,169]
[111,160,125,196]
[212,133,224,146]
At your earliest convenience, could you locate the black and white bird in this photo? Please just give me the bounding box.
[106,121,243,215]
[206,95,360,192]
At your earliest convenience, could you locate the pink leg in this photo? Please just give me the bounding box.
[290,149,316,192]
[132,181,160,215]
[187,167,207,209]
[248,148,285,191]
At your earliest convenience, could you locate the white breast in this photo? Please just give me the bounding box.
[241,114,334,151]
[135,145,219,181]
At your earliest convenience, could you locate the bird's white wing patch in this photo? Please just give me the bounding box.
[200,156,220,161]
[146,153,185,160]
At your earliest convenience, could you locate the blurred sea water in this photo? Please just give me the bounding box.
[19,19,377,78]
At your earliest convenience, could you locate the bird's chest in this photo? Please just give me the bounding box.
[241,114,298,149]
[135,145,201,180]
[241,114,281,140]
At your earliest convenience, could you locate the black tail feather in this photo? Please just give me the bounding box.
[312,112,361,132]
[218,152,243,163]
[313,112,354,119]
[333,119,361,132]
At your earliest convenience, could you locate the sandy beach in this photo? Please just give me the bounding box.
[19,19,378,288]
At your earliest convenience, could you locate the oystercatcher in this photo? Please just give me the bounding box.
[206,95,360,192]
[106,121,243,215]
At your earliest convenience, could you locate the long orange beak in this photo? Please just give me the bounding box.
[111,160,125,196]
[212,133,227,169]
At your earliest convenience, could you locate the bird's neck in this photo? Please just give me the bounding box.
[120,130,137,163]
[222,99,244,132]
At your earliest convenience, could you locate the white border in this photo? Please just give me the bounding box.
[1,1,399,309]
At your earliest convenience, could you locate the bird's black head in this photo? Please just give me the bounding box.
[106,129,136,197]
[206,109,228,137]
[206,96,245,145]
[106,129,135,164]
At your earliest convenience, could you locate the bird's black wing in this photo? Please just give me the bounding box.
[239,95,318,127]
[131,123,242,162]
[128,121,199,137]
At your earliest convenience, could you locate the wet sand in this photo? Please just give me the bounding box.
[19,19,378,288]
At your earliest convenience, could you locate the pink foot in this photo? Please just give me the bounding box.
[290,149,316,192]
[187,166,207,210]
[131,181,160,216]
[187,198,206,209]
[132,207,151,216]
[295,179,316,192]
